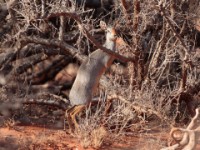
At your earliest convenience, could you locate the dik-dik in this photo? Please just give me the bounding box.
[66,21,123,131]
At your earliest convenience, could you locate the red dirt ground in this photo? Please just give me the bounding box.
[0,122,200,150]
[0,125,164,150]
[0,103,200,150]
[1,124,199,150]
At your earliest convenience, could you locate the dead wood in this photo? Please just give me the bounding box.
[20,35,86,63]
[161,108,200,150]
[14,53,48,75]
[23,97,69,111]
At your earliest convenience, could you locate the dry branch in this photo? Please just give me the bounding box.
[0,1,199,138]
[23,98,68,110]
[0,91,69,116]
[108,94,164,120]
[20,35,86,62]
[0,44,43,66]
[158,2,190,62]
[0,43,76,73]
[15,53,48,74]
[59,16,65,41]
[161,108,200,150]
[46,12,135,63]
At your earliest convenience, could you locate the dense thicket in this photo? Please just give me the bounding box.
[0,0,200,127]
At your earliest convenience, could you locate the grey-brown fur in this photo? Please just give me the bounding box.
[69,21,117,106]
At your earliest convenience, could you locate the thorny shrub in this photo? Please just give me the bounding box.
[0,0,200,148]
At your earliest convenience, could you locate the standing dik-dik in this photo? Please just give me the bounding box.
[66,21,122,131]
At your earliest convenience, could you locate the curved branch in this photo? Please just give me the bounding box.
[46,12,135,63]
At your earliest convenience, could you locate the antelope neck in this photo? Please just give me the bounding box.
[103,39,116,52]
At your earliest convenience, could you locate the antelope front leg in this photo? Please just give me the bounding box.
[65,105,86,133]
[71,105,86,129]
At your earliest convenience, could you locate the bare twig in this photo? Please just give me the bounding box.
[59,16,65,41]
[41,0,46,17]
[157,1,192,93]
[108,94,164,120]
[158,3,190,62]
[129,0,142,90]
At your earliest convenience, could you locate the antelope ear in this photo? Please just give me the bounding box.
[100,21,107,30]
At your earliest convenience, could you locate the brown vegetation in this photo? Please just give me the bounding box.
[0,0,200,149]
